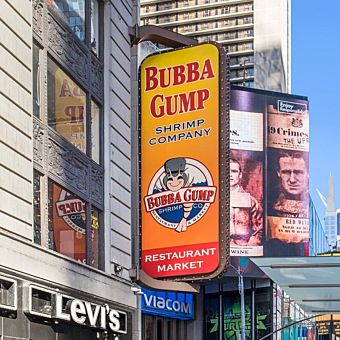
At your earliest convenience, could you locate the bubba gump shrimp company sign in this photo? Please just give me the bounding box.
[140,43,228,281]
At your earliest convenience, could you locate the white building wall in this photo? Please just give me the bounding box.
[105,0,134,281]
[0,0,137,314]
[0,0,33,240]
[254,0,291,93]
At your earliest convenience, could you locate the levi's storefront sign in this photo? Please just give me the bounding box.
[54,294,127,334]
[140,43,228,280]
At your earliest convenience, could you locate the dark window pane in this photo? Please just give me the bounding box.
[48,181,87,263]
[157,319,163,339]
[91,0,99,54]
[90,208,100,268]
[33,43,41,118]
[204,294,219,340]
[143,314,154,340]
[255,288,272,339]
[47,57,86,153]
[91,100,100,163]
[49,0,85,41]
[223,292,252,340]
[167,320,172,339]
[33,171,42,245]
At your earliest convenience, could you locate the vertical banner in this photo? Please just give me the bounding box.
[140,43,228,280]
[228,87,309,275]
[266,98,309,255]
[230,109,264,257]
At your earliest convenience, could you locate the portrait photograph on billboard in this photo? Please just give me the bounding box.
[139,43,229,281]
[266,94,309,256]
[230,108,264,257]
[228,86,309,275]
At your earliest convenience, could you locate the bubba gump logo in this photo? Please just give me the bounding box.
[56,190,86,234]
[144,157,216,232]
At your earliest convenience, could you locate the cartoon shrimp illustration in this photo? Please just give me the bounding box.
[158,158,194,233]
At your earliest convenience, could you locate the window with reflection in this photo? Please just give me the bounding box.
[91,100,100,163]
[90,0,99,54]
[48,181,101,268]
[90,207,100,268]
[47,57,86,153]
[50,0,86,41]
[33,42,41,118]
[48,181,87,263]
[33,0,104,271]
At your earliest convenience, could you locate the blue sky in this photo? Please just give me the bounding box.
[292,1,340,216]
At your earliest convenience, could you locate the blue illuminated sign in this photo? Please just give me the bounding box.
[141,289,194,320]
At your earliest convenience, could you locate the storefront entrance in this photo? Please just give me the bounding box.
[142,314,188,340]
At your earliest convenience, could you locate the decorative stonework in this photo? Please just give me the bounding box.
[47,14,88,84]
[33,117,44,166]
[90,165,104,206]
[32,1,104,210]
[33,0,43,38]
[48,136,88,195]
[91,55,104,101]
[47,129,104,207]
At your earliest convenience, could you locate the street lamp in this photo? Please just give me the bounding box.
[229,264,246,340]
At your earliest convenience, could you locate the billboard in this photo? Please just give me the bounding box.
[229,87,309,271]
[140,43,229,280]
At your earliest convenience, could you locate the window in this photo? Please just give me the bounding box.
[220,6,229,15]
[244,16,253,24]
[244,81,254,88]
[33,1,104,269]
[230,70,237,78]
[90,0,99,54]
[47,57,102,163]
[203,9,210,17]
[48,181,101,267]
[228,44,237,52]
[48,0,101,57]
[33,43,41,118]
[245,68,254,77]
[50,0,86,41]
[91,100,100,164]
[33,171,42,245]
[48,57,87,153]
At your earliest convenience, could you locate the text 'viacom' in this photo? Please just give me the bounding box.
[140,43,229,281]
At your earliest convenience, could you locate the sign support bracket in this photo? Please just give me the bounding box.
[129,25,202,293]
[128,24,198,48]
[129,268,200,293]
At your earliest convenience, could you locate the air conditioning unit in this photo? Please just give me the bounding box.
[24,285,54,319]
[0,275,17,311]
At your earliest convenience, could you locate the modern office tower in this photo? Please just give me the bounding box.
[324,174,337,248]
[140,0,291,93]
[309,198,329,255]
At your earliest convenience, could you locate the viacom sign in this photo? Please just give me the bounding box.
[141,289,194,320]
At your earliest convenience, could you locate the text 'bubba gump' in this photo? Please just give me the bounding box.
[144,59,216,118]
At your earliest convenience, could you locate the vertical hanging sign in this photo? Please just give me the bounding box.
[139,43,229,281]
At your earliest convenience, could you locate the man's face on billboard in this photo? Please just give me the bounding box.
[230,161,242,188]
[277,156,308,197]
